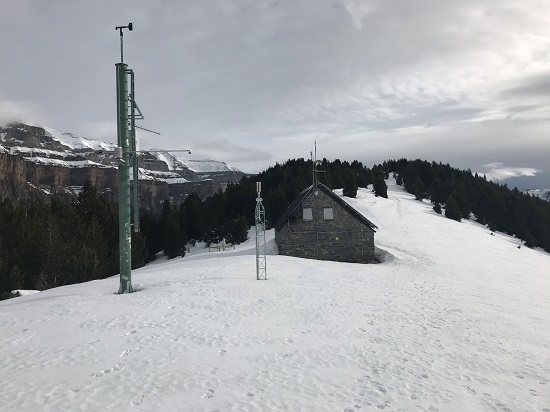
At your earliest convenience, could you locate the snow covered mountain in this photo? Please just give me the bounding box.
[1,181,548,411]
[0,122,244,209]
[525,188,550,202]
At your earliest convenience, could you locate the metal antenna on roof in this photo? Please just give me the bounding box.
[312,139,324,196]
[255,182,267,280]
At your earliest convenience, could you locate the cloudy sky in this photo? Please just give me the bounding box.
[1,0,549,185]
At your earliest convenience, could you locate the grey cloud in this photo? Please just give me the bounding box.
[502,72,550,98]
[0,98,46,126]
[1,0,550,176]
[481,162,540,181]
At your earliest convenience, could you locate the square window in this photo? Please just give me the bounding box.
[302,208,313,220]
[323,208,334,220]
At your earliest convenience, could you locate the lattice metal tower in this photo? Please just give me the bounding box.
[255,182,267,280]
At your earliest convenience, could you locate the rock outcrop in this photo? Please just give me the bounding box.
[0,123,245,211]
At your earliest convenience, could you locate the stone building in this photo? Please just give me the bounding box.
[274,183,378,263]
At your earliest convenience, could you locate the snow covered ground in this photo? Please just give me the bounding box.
[1,181,549,411]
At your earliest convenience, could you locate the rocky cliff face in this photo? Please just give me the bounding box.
[0,123,245,210]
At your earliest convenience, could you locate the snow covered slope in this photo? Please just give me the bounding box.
[153,151,240,173]
[44,127,118,152]
[525,188,550,202]
[1,181,548,411]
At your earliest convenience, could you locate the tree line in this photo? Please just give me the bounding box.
[1,157,548,300]
[0,181,146,299]
[386,159,550,251]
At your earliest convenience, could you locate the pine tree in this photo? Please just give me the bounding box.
[265,186,287,228]
[140,209,162,261]
[445,195,462,222]
[373,175,388,198]
[343,171,358,198]
[224,216,249,245]
[403,163,419,194]
[429,177,444,204]
[183,194,206,240]
[160,200,185,258]
[524,230,537,248]
[413,177,427,200]
[452,184,471,219]
[131,231,148,268]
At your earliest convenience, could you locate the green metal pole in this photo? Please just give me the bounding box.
[116,63,133,294]
[129,70,140,233]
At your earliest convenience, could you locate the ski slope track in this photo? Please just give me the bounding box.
[1,181,548,411]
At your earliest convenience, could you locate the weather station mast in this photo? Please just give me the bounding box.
[114,23,191,294]
[114,22,135,294]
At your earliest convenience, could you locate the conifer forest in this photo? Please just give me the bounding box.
[1,158,549,299]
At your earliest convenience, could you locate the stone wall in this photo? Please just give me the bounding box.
[275,189,375,263]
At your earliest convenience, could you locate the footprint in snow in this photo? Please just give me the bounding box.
[463,385,477,395]
[218,349,226,356]
[91,369,110,378]
[91,363,124,377]
[202,389,215,399]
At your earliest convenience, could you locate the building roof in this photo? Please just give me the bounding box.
[273,183,378,232]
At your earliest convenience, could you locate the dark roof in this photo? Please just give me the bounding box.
[273,183,378,232]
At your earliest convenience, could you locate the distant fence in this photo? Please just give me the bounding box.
[208,242,235,252]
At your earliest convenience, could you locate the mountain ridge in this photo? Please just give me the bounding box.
[524,188,550,202]
[0,122,245,210]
